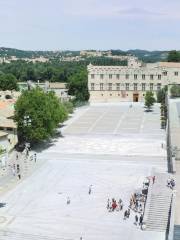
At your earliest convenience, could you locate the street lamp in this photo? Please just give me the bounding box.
[23,115,32,149]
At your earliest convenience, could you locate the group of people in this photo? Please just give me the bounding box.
[107,198,123,212]
[167,178,175,189]
[106,196,144,229]
[129,193,144,213]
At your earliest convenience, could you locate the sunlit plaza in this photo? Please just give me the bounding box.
[0,103,167,240]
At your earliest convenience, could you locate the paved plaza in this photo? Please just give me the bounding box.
[0,103,167,240]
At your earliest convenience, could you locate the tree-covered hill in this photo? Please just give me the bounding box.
[0,47,172,62]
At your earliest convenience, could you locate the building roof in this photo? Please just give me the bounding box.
[49,82,67,89]
[0,130,8,137]
[0,118,17,129]
[158,62,180,68]
[0,101,15,118]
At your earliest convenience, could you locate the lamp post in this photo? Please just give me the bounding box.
[23,115,32,149]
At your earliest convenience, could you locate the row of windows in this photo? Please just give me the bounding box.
[91,71,178,80]
[90,83,161,91]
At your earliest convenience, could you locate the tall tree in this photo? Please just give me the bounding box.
[0,73,18,90]
[144,91,155,111]
[14,88,68,144]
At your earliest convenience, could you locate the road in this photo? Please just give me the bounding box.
[0,103,167,240]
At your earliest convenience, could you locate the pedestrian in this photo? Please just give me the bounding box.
[139,214,143,228]
[135,215,138,225]
[152,176,155,184]
[124,210,128,220]
[112,201,117,211]
[167,178,171,188]
[34,153,37,163]
[127,208,130,218]
[16,153,18,160]
[139,204,143,213]
[170,179,175,189]
[88,185,92,194]
[107,199,110,209]
[135,200,139,211]
[120,201,123,210]
[16,164,20,174]
[67,197,70,204]
[18,174,21,180]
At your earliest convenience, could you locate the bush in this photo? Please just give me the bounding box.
[170,85,180,98]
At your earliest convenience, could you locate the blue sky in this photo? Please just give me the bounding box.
[0,0,180,51]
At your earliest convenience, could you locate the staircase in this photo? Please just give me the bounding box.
[143,172,173,232]
[0,230,73,240]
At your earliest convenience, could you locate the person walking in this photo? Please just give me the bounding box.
[152,176,156,184]
[127,208,130,218]
[124,210,127,220]
[34,153,37,163]
[88,185,92,194]
[135,215,138,225]
[107,199,110,209]
[67,197,70,205]
[139,214,143,228]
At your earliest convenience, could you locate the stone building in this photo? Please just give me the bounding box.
[88,60,180,103]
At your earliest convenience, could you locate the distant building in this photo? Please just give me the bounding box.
[0,91,19,152]
[80,50,111,57]
[18,81,72,102]
[88,60,180,103]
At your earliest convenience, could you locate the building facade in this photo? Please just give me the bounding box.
[88,60,180,103]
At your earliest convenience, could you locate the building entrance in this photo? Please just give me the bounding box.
[133,93,139,102]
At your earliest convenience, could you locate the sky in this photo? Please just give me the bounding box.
[0,0,180,51]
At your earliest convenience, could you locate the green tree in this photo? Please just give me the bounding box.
[0,73,18,90]
[157,86,167,104]
[14,88,68,144]
[68,71,89,102]
[170,85,180,97]
[167,50,180,62]
[144,91,155,111]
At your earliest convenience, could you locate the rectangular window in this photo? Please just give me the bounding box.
[142,74,145,80]
[91,74,94,79]
[116,83,120,91]
[91,83,95,91]
[150,83,153,91]
[163,71,167,76]
[108,83,112,91]
[158,75,161,80]
[150,74,154,80]
[157,83,161,91]
[134,83,138,91]
[100,74,104,79]
[125,74,129,79]
[109,74,112,79]
[125,83,129,91]
[116,74,120,79]
[142,83,146,91]
[100,83,104,91]
[175,72,178,76]
[134,74,138,80]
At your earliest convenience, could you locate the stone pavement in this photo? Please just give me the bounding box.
[0,103,167,240]
[0,150,41,196]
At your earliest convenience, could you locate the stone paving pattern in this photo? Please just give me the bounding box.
[0,103,167,240]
